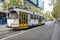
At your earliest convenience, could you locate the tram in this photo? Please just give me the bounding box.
[6,8,46,29]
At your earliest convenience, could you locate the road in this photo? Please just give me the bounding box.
[0,21,56,40]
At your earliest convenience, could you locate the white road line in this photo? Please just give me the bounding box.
[51,24,58,40]
[1,27,39,40]
[0,28,12,31]
[0,29,7,31]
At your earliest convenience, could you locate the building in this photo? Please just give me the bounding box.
[38,0,44,10]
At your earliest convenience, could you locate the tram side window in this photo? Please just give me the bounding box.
[31,15,38,19]
[42,17,44,20]
[39,16,42,21]
[37,16,39,19]
[31,15,33,19]
[34,15,36,19]
[34,15,38,19]
[41,16,45,21]
[36,16,38,19]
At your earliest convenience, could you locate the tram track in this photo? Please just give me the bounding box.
[0,25,40,39]
[0,29,25,39]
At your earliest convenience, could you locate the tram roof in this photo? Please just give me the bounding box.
[8,8,33,14]
[8,8,45,17]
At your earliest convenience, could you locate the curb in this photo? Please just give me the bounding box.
[51,24,58,40]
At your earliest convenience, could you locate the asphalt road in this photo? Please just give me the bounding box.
[0,21,56,40]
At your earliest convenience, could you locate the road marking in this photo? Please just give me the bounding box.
[0,29,8,31]
[51,24,58,40]
[0,28,12,31]
[1,27,39,40]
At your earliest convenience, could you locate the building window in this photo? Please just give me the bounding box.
[0,0,4,2]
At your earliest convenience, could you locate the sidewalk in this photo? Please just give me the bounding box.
[0,24,11,31]
[51,23,60,40]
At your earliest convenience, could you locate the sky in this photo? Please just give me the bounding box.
[43,0,54,12]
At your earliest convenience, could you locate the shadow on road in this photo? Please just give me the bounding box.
[12,24,45,31]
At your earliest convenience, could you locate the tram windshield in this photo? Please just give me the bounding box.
[8,12,18,19]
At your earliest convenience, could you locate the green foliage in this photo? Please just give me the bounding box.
[52,2,59,19]
[42,12,55,20]
[3,0,24,11]
[2,2,7,11]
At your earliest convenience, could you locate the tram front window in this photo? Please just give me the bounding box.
[8,13,18,19]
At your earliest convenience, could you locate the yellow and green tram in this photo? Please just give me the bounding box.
[6,8,46,29]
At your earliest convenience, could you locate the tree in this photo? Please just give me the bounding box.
[57,0,60,19]
[3,0,24,11]
[52,2,59,19]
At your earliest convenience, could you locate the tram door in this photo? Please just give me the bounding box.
[38,16,41,25]
[19,12,28,29]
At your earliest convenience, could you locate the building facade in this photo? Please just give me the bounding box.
[38,0,44,10]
